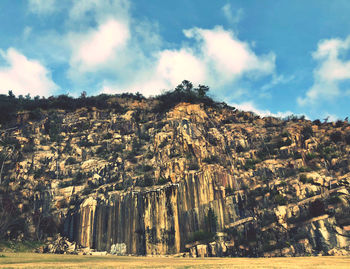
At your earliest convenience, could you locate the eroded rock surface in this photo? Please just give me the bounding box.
[1,97,350,257]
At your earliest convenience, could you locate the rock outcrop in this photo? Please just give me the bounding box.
[1,94,350,257]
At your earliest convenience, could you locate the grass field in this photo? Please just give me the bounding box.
[0,253,349,269]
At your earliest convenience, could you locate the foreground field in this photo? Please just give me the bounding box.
[0,253,349,269]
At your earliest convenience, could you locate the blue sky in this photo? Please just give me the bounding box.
[1,0,350,120]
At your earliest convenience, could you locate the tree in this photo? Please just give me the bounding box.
[80,91,87,99]
[8,90,15,99]
[196,84,209,97]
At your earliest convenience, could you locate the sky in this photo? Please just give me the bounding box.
[0,0,350,120]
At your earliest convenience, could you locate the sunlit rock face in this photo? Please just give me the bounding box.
[1,96,350,256]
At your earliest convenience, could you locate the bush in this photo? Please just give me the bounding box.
[103,133,113,139]
[188,161,199,170]
[345,135,350,145]
[235,144,246,153]
[243,158,261,170]
[136,176,154,187]
[125,151,137,163]
[274,194,287,205]
[153,80,217,113]
[157,177,170,185]
[306,152,317,161]
[65,157,77,165]
[293,151,302,159]
[136,164,153,173]
[301,126,313,139]
[309,199,325,217]
[299,174,313,184]
[330,131,342,143]
[202,155,220,164]
[225,186,235,196]
[260,211,277,227]
[187,230,215,244]
[327,195,342,204]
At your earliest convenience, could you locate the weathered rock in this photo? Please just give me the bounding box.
[110,243,127,255]
[1,98,350,258]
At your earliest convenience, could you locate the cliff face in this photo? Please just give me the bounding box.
[1,97,350,256]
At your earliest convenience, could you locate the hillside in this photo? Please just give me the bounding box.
[0,82,349,257]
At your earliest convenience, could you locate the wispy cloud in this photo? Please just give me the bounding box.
[24,0,277,99]
[222,4,243,25]
[298,36,350,106]
[102,26,276,97]
[0,48,58,96]
[28,0,58,15]
[69,19,130,72]
[232,101,298,119]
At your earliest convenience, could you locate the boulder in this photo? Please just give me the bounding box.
[110,243,127,255]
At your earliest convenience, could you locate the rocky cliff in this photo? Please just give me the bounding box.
[0,91,349,257]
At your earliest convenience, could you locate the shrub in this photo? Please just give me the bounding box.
[305,152,317,161]
[72,171,85,185]
[301,126,313,139]
[187,230,215,244]
[235,144,247,153]
[188,161,199,170]
[65,157,77,165]
[327,195,342,204]
[202,155,220,164]
[136,176,154,187]
[136,164,153,173]
[293,151,302,159]
[335,120,344,128]
[225,186,235,196]
[345,135,350,145]
[158,139,167,148]
[299,166,312,172]
[157,177,170,185]
[276,137,292,148]
[312,119,321,126]
[125,151,137,163]
[153,80,217,113]
[299,174,313,184]
[243,158,261,170]
[260,211,277,227]
[103,133,113,139]
[207,134,218,146]
[274,194,287,205]
[330,131,342,143]
[309,199,325,217]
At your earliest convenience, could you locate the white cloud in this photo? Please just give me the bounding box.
[232,101,297,119]
[298,36,350,106]
[184,26,275,85]
[261,74,295,91]
[0,48,57,96]
[28,0,57,15]
[70,19,130,72]
[156,49,206,87]
[322,113,339,122]
[222,4,243,25]
[27,0,275,98]
[101,48,206,96]
[99,26,275,97]
[68,0,130,25]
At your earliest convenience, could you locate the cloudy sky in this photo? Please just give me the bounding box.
[0,0,350,120]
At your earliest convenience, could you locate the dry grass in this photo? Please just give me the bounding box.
[0,253,349,269]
